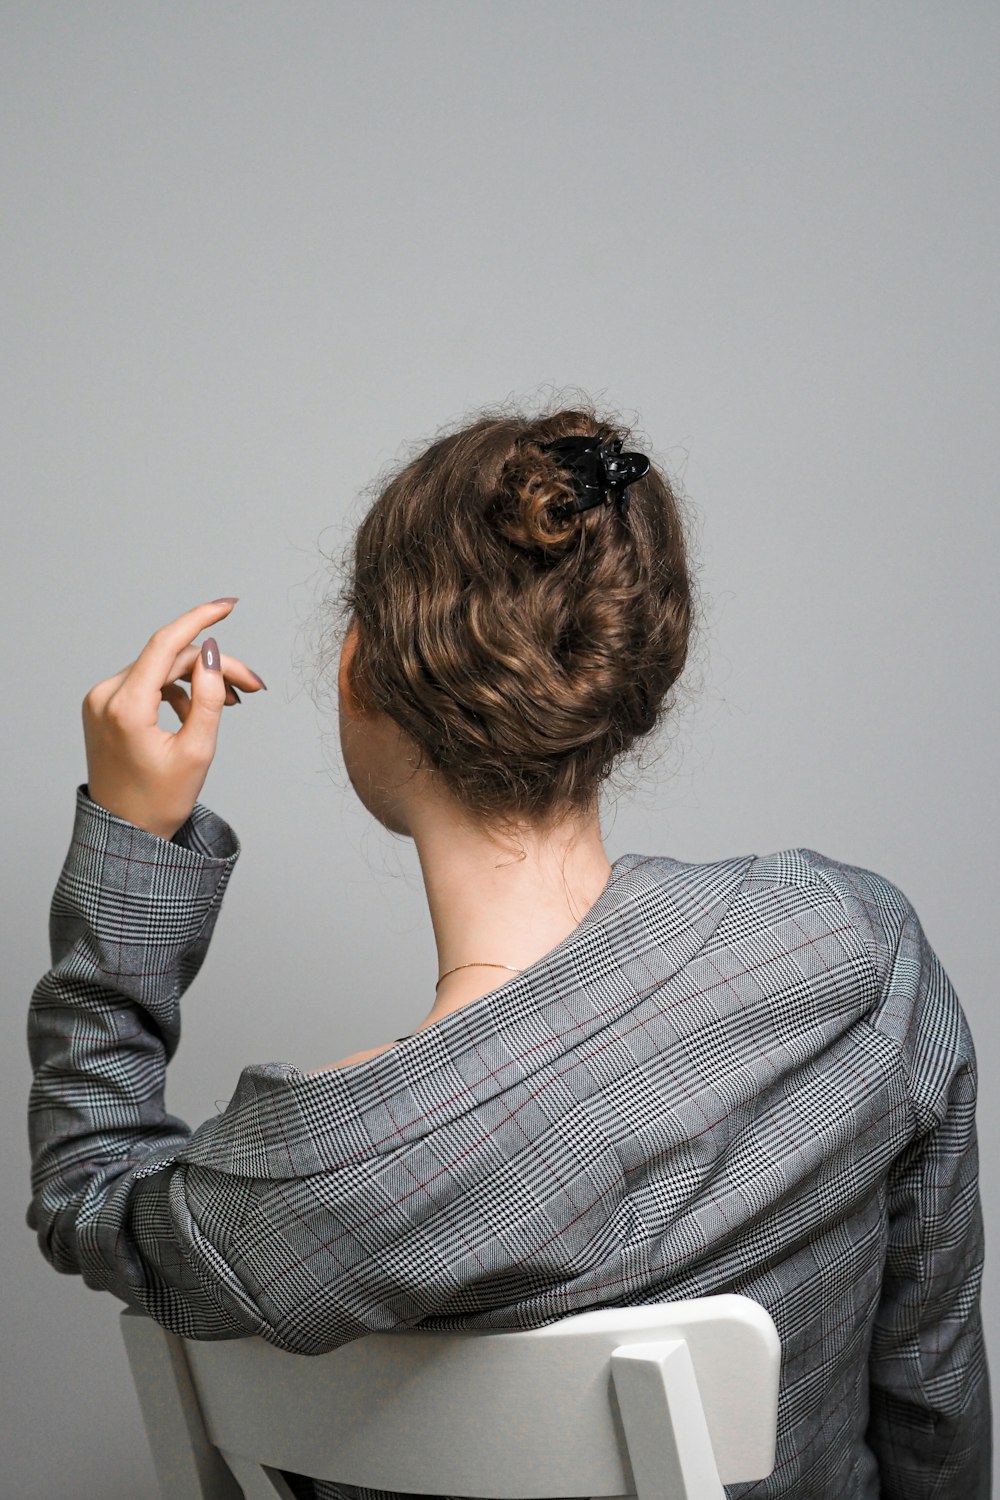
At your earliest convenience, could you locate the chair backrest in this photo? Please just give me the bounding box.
[120,1294,780,1500]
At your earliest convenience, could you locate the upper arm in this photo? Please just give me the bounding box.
[798,849,991,1496]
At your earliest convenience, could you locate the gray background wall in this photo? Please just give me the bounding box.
[3,3,997,1494]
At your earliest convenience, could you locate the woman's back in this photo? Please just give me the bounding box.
[268,843,987,1498]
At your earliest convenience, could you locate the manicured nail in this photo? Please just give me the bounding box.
[202,637,221,671]
[211,597,239,605]
[248,669,268,690]
[227,687,242,705]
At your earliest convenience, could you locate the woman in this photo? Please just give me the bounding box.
[26,403,990,1499]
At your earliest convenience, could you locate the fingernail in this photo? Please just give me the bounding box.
[228,687,242,705]
[202,637,221,671]
[211,597,239,605]
[248,669,268,690]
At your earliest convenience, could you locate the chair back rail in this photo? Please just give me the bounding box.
[120,1294,779,1500]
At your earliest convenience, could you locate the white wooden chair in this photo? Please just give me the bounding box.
[119,1294,780,1500]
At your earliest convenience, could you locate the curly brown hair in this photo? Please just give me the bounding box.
[316,395,697,840]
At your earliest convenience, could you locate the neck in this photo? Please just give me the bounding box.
[407,797,613,1027]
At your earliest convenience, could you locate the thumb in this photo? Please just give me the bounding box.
[181,636,228,760]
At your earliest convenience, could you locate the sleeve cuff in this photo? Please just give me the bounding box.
[49,786,242,1018]
[77,783,240,866]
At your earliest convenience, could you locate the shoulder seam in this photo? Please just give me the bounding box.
[794,848,882,974]
[795,850,930,1134]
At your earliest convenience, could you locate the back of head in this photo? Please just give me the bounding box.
[329,397,695,840]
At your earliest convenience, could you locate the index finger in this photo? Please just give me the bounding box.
[115,599,239,706]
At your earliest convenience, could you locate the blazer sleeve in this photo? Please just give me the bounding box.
[851,868,991,1498]
[26,784,275,1341]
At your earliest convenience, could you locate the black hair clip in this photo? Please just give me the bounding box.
[540,435,650,522]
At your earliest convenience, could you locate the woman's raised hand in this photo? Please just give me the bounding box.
[81,599,266,841]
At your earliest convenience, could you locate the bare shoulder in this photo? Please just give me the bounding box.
[304,1041,398,1077]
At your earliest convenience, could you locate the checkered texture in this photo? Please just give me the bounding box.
[26,785,990,1500]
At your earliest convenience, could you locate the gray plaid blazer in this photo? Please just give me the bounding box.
[27,787,990,1500]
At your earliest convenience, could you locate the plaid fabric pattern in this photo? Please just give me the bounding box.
[26,785,990,1500]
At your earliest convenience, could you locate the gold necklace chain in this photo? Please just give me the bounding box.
[435,962,524,991]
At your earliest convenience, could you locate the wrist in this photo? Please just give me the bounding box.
[83,786,184,842]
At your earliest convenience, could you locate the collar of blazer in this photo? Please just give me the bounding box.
[164,851,758,1182]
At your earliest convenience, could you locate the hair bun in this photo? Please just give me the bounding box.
[331,400,693,836]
